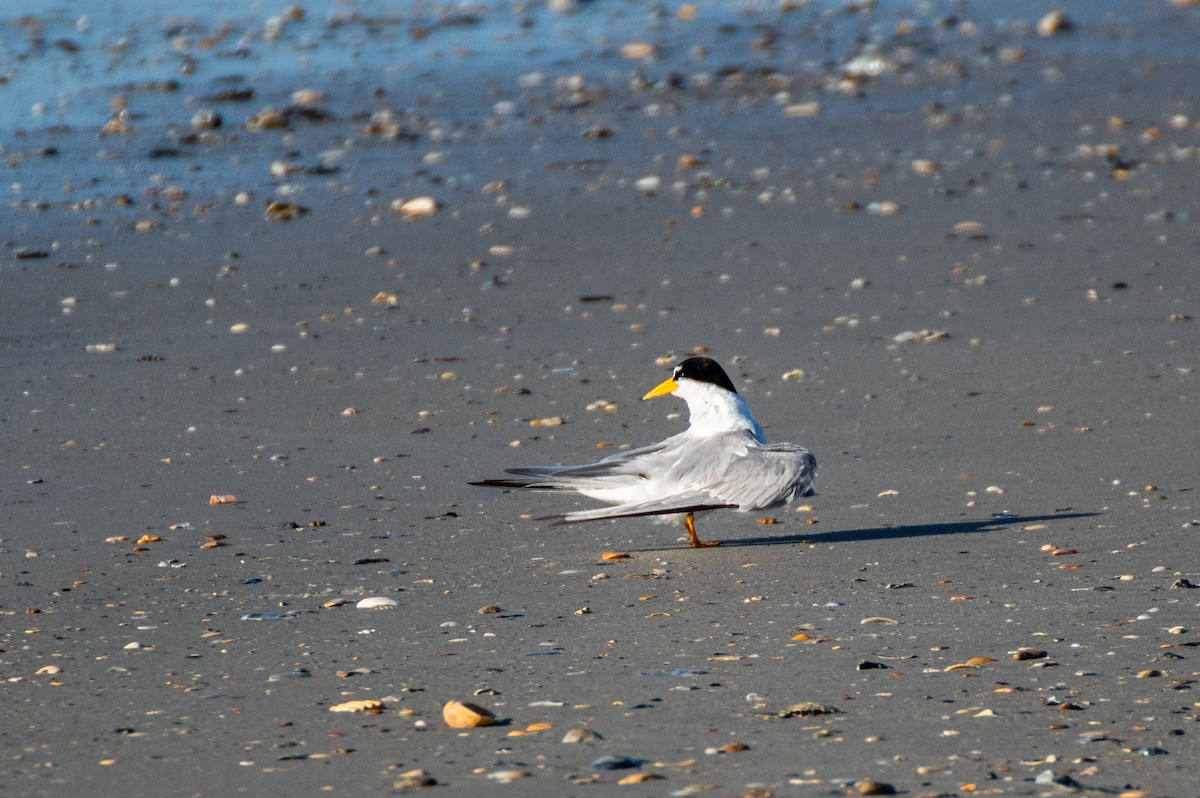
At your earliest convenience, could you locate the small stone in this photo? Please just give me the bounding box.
[1013,648,1047,661]
[562,728,602,743]
[478,605,502,614]
[856,780,896,796]
[1135,669,1164,678]
[442,700,497,728]
[718,742,749,753]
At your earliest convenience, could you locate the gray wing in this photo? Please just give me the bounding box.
[470,438,677,491]
[708,442,817,508]
[641,433,814,509]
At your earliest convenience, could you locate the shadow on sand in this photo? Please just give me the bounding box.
[629,511,1098,552]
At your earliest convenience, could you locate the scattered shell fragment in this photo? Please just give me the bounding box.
[634,175,661,192]
[329,699,384,713]
[856,780,897,796]
[264,200,308,221]
[562,728,602,743]
[36,665,63,675]
[85,342,118,353]
[530,416,564,427]
[356,596,399,609]
[442,700,498,728]
[1013,648,1047,661]
[1135,669,1164,678]
[396,196,438,219]
[290,87,326,106]
[1037,10,1072,37]
[602,551,631,561]
[393,769,437,790]
[246,106,288,130]
[620,42,657,60]
[486,770,530,783]
[781,368,805,381]
[860,617,899,625]
[135,534,162,544]
[618,772,665,784]
[777,702,837,718]
[911,158,938,176]
[784,101,822,118]
[209,494,236,505]
[192,109,223,130]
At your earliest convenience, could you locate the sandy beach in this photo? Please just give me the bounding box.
[2,1,1199,795]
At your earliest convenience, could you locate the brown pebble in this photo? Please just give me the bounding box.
[478,605,502,614]
[719,742,749,753]
[855,780,896,795]
[1013,648,1047,661]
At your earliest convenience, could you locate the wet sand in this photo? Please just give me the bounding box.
[2,2,1199,795]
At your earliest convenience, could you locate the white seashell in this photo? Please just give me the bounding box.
[356,596,399,609]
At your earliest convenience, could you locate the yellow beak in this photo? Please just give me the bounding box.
[642,377,679,400]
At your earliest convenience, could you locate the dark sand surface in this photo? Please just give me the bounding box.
[2,2,1199,795]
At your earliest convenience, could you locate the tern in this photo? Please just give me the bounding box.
[471,357,816,548]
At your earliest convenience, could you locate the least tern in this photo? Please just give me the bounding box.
[471,357,816,548]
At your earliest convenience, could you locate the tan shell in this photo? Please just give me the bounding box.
[328,699,384,713]
[442,700,497,728]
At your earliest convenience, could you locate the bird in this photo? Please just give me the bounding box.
[470,356,816,548]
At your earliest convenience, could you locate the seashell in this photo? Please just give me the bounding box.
[442,699,497,728]
[620,42,657,60]
[191,109,222,130]
[356,596,398,609]
[328,699,384,713]
[395,196,438,219]
[246,106,288,131]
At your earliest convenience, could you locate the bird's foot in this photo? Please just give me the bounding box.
[687,535,721,548]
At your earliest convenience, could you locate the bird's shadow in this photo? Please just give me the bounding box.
[623,512,1098,552]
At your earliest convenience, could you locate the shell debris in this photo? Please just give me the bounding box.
[442,700,498,728]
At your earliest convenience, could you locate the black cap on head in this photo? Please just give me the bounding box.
[673,357,737,393]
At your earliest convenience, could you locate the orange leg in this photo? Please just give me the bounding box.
[685,512,720,548]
